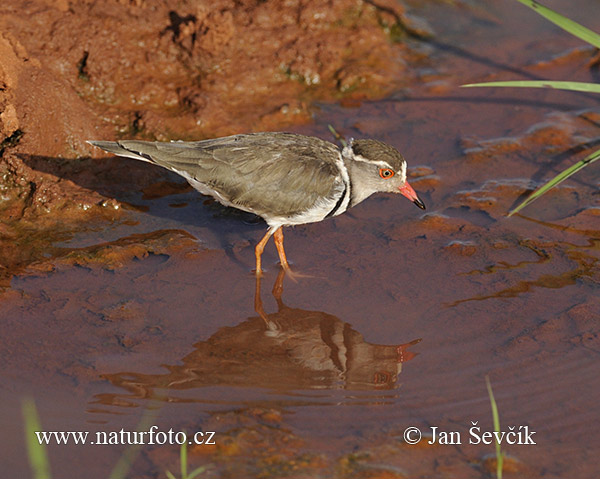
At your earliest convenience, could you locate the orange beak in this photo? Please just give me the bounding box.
[399,182,426,210]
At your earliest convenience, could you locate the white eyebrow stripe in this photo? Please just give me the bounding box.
[352,154,394,170]
[399,162,407,183]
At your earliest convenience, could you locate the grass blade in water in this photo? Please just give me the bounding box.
[462,81,600,93]
[22,398,52,479]
[328,124,348,148]
[509,147,600,216]
[485,376,503,479]
[514,0,600,49]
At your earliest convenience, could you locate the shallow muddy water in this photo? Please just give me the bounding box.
[2,1,600,478]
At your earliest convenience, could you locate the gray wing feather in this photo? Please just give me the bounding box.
[89,133,343,219]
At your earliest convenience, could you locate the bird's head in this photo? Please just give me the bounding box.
[342,139,426,209]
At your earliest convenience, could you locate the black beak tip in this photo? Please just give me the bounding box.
[413,197,426,210]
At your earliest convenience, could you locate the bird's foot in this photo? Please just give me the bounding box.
[279,263,314,282]
[253,262,313,281]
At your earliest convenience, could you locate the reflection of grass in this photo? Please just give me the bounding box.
[485,376,504,479]
[462,0,600,216]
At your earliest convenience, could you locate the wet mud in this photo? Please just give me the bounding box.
[2,0,600,478]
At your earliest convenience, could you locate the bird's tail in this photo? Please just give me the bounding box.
[87,140,156,163]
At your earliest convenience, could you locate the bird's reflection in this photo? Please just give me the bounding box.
[95,270,421,408]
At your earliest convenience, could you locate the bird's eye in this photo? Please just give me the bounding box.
[373,371,392,384]
[379,168,395,179]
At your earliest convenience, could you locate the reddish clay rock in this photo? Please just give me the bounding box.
[1,0,414,146]
[0,33,23,141]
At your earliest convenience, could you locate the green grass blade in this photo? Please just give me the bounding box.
[462,81,600,93]
[514,0,600,48]
[187,466,208,479]
[509,147,600,216]
[328,124,348,148]
[165,441,207,479]
[180,439,188,479]
[485,376,503,479]
[22,398,52,479]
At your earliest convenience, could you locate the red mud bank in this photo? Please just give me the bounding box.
[0,0,425,283]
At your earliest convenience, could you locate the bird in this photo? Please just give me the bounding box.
[88,132,425,276]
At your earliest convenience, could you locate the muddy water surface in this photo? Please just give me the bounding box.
[2,1,600,478]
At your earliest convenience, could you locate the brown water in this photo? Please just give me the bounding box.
[2,1,600,478]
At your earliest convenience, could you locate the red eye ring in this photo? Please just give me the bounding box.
[379,168,395,179]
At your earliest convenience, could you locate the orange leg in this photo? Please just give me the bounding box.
[273,227,291,272]
[255,227,276,277]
